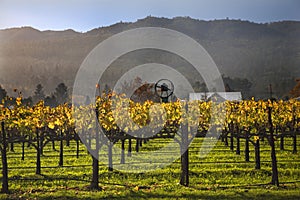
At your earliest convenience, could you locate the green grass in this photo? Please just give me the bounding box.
[0,136,300,199]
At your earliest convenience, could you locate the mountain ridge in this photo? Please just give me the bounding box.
[0,16,299,99]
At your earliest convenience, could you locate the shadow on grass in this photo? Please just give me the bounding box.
[16,190,300,200]
[2,184,300,200]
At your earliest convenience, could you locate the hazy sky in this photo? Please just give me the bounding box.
[0,0,299,32]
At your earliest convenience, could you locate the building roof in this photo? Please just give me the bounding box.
[189,92,242,101]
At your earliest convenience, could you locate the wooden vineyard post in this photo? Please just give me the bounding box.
[255,138,261,169]
[292,105,297,154]
[1,122,9,193]
[90,107,101,190]
[21,141,25,160]
[76,137,80,158]
[135,139,139,152]
[59,131,64,166]
[245,131,250,162]
[236,124,241,155]
[236,134,240,155]
[268,106,279,186]
[230,133,234,151]
[36,128,41,175]
[108,141,113,171]
[229,123,234,151]
[128,139,132,157]
[52,140,56,151]
[91,154,99,189]
[121,139,125,164]
[139,139,143,147]
[180,104,189,186]
[66,133,70,147]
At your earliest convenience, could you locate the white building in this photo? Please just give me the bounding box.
[189,92,242,101]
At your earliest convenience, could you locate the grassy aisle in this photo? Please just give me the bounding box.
[0,137,300,199]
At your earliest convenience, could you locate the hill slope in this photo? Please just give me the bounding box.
[0,16,299,99]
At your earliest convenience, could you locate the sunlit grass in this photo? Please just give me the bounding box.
[0,136,299,199]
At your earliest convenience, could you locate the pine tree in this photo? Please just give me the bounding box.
[33,84,45,104]
[54,83,68,105]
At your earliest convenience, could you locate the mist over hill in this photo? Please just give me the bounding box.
[0,16,299,99]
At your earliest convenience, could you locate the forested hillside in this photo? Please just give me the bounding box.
[0,16,299,99]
